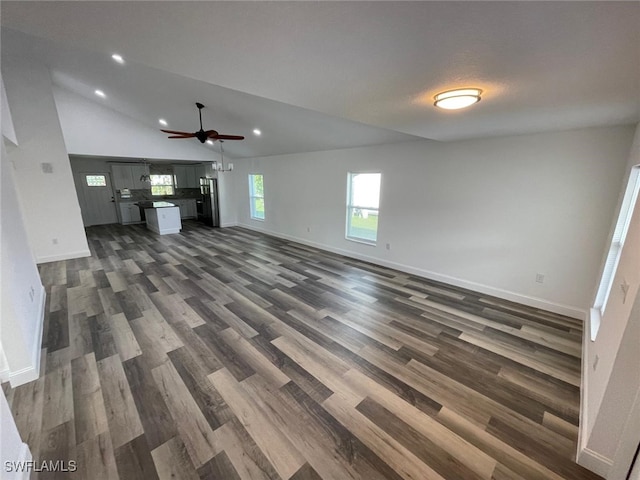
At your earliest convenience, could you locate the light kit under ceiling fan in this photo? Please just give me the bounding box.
[161,102,245,144]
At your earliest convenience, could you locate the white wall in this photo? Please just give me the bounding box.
[1,77,17,145]
[0,389,32,479]
[586,290,640,478]
[53,87,217,162]
[234,125,633,317]
[578,123,640,477]
[217,171,237,227]
[2,55,89,263]
[1,141,46,386]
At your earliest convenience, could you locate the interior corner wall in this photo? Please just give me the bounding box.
[2,55,89,263]
[1,77,17,145]
[586,289,640,475]
[578,122,640,475]
[233,124,634,317]
[1,140,45,386]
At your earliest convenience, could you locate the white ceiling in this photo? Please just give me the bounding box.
[1,1,638,158]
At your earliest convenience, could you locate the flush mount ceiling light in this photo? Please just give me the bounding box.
[111,53,124,64]
[159,119,168,126]
[253,129,262,136]
[94,89,106,98]
[206,140,213,145]
[434,88,482,110]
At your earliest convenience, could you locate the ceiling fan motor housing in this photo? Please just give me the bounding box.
[196,130,209,143]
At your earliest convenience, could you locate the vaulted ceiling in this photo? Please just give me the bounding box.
[2,1,639,158]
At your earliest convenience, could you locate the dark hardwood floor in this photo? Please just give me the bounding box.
[3,221,601,479]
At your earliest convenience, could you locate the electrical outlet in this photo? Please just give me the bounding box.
[52,238,58,245]
[307,227,310,233]
[593,354,599,371]
[386,243,391,250]
[535,273,544,284]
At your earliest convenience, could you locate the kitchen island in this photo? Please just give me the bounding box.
[136,201,182,235]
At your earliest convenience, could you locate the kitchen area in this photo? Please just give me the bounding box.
[69,156,222,233]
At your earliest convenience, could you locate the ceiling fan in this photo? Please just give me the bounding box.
[161,102,245,144]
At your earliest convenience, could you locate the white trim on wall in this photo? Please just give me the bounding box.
[8,286,45,387]
[36,249,91,265]
[238,222,586,320]
[607,387,640,480]
[577,448,612,478]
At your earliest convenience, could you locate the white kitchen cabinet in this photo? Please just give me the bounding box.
[173,165,186,189]
[173,165,201,189]
[183,199,197,218]
[145,205,181,235]
[112,164,150,191]
[173,199,197,219]
[119,202,142,224]
[194,164,206,184]
[112,165,134,190]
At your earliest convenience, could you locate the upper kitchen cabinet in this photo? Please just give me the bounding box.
[112,164,150,190]
[194,164,206,182]
[111,164,134,190]
[173,164,202,189]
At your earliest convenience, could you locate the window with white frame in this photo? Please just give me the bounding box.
[150,174,174,196]
[249,174,265,220]
[592,165,640,335]
[85,174,107,187]
[346,172,381,243]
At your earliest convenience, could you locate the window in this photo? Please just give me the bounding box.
[346,172,381,243]
[150,174,174,196]
[249,174,265,220]
[85,174,107,187]
[591,166,640,339]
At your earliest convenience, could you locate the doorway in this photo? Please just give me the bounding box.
[76,172,118,226]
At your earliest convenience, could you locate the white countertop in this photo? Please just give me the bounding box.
[140,201,177,208]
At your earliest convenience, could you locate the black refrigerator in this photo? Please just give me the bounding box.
[197,177,220,227]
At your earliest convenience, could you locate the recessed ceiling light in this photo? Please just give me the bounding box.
[253,129,262,136]
[206,140,214,145]
[111,53,124,64]
[94,89,106,98]
[159,119,168,126]
[434,88,482,110]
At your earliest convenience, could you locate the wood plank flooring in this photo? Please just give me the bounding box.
[2,222,600,480]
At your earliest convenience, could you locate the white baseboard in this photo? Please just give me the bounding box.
[577,447,612,478]
[36,248,91,264]
[8,286,45,387]
[237,223,586,320]
[0,367,9,383]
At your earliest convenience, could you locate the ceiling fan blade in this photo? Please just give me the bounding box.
[161,129,194,135]
[212,134,245,140]
[167,134,196,139]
